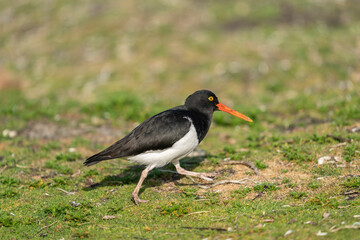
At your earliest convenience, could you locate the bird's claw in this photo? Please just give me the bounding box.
[199,172,216,181]
[132,195,150,205]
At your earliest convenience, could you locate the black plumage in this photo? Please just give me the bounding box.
[84,90,217,166]
[84,109,191,166]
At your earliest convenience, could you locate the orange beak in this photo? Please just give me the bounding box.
[216,103,253,122]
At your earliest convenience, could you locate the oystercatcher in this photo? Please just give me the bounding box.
[84,90,252,205]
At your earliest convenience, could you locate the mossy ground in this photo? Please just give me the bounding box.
[1,0,360,239]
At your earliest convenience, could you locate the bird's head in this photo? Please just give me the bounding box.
[185,90,253,122]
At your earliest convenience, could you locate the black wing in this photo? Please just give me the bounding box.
[84,107,192,166]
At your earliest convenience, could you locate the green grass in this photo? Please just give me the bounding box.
[343,142,360,163]
[289,191,307,199]
[231,187,252,199]
[1,0,360,239]
[341,176,360,189]
[308,180,322,190]
[254,182,280,193]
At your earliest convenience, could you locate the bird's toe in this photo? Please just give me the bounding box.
[132,195,150,205]
[200,172,216,181]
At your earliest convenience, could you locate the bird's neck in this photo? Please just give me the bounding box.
[188,109,213,143]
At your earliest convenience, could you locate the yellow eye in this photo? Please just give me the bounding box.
[208,96,214,101]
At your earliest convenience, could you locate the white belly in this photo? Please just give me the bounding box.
[128,119,199,170]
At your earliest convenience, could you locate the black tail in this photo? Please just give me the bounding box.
[83,152,113,167]
[84,136,129,167]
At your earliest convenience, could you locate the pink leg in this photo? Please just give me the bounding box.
[132,168,150,205]
[173,160,215,181]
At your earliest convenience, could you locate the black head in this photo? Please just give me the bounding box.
[184,90,219,115]
[184,90,253,122]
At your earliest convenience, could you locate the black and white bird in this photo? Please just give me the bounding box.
[84,90,252,205]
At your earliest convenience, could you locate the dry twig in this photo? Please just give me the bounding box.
[33,220,58,237]
[56,187,76,195]
[252,191,263,200]
[222,160,259,175]
[329,225,360,232]
[326,134,352,143]
[186,176,210,189]
[211,179,251,186]
[0,165,7,174]
[329,142,347,148]
[187,176,253,189]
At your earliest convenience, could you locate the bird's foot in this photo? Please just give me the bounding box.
[174,164,216,181]
[132,194,149,206]
[199,172,216,181]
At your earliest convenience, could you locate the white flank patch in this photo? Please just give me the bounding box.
[128,117,199,170]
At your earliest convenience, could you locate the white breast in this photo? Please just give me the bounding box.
[128,117,199,170]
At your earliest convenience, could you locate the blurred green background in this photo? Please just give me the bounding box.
[1,0,359,124]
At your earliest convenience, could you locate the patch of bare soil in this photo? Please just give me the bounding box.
[158,156,360,202]
[206,159,313,198]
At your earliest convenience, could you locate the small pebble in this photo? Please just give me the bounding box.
[70,201,81,207]
[2,129,17,138]
[316,230,327,236]
[68,147,76,152]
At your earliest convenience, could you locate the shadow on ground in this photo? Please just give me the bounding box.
[82,156,209,193]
